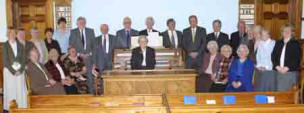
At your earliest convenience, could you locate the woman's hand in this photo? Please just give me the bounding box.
[49,79,57,86]
[232,81,242,88]
[222,79,228,85]
[15,71,21,76]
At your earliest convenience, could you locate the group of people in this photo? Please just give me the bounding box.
[2,15,301,112]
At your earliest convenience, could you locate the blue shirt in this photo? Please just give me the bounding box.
[256,39,275,70]
[53,29,70,54]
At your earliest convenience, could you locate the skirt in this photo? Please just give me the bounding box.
[254,70,276,91]
[276,71,298,91]
[3,68,28,110]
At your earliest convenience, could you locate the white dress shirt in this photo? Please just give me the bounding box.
[102,34,110,53]
[191,27,197,40]
[79,28,87,50]
[168,30,178,48]
[214,32,220,39]
[280,44,287,67]
[55,63,66,79]
[141,48,147,66]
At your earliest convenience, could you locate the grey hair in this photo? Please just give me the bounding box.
[138,35,148,43]
[237,44,249,55]
[77,16,86,23]
[207,40,218,50]
[146,16,155,25]
[212,19,222,27]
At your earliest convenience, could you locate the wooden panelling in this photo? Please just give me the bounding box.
[255,0,302,39]
[102,69,197,95]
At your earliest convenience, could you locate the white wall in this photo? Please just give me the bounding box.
[72,0,239,36]
[0,0,7,42]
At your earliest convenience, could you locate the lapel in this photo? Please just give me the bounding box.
[7,41,18,59]
[165,30,172,45]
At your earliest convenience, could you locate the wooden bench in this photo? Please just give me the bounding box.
[166,89,299,106]
[28,95,163,108]
[11,88,299,109]
[9,104,304,113]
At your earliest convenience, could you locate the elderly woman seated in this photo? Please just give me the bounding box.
[209,44,234,92]
[44,49,78,94]
[225,44,254,92]
[131,36,156,70]
[26,48,65,95]
[197,41,223,92]
[63,47,89,94]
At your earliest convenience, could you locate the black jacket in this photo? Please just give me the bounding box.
[131,47,156,70]
[271,38,301,71]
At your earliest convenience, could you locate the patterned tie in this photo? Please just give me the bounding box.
[126,30,130,47]
[192,29,195,43]
[171,31,176,48]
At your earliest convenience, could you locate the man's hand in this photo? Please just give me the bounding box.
[190,52,198,59]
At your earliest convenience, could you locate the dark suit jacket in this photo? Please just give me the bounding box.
[116,28,139,49]
[2,41,25,74]
[206,32,229,49]
[162,30,183,48]
[93,34,118,70]
[230,31,248,56]
[139,29,160,36]
[131,47,156,70]
[26,61,65,95]
[182,26,207,54]
[69,27,95,66]
[44,60,69,82]
[271,38,301,72]
[199,53,223,74]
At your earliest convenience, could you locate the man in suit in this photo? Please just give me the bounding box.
[139,16,160,36]
[230,21,248,56]
[162,18,183,49]
[182,15,207,69]
[93,24,118,71]
[206,19,229,50]
[69,16,96,94]
[116,17,139,49]
[131,36,156,70]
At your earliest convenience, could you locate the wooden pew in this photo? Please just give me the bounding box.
[17,88,299,109]
[169,105,304,113]
[166,89,299,106]
[28,95,163,108]
[9,104,304,113]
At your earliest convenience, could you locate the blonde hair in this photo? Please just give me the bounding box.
[123,16,132,24]
[221,44,232,53]
[281,23,295,38]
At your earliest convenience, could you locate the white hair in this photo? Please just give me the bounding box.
[207,40,218,50]
[138,35,148,43]
[237,44,249,55]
